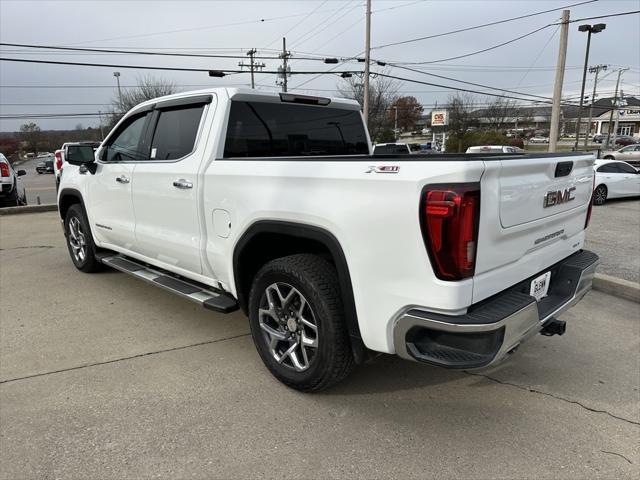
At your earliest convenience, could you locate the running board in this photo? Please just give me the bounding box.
[99,254,239,313]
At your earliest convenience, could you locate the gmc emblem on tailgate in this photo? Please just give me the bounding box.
[543,187,576,208]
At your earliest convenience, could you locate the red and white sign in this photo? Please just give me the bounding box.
[431,110,448,126]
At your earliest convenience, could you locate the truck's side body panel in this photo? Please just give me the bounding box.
[57,87,596,358]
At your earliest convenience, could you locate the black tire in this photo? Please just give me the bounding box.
[593,184,607,206]
[64,204,104,273]
[248,254,354,392]
[1,186,20,207]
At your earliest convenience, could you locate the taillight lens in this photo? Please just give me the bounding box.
[421,184,480,281]
[55,151,63,171]
[0,162,9,177]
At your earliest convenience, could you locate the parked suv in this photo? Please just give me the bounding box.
[57,88,599,391]
[36,159,54,174]
[0,153,27,207]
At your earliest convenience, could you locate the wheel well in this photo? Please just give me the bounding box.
[603,155,614,160]
[595,183,607,192]
[58,190,82,220]
[233,221,366,360]
[235,232,333,313]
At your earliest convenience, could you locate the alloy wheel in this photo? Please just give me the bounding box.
[258,282,319,372]
[68,216,87,263]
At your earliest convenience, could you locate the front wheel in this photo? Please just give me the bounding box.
[248,254,354,392]
[593,184,608,206]
[64,204,104,272]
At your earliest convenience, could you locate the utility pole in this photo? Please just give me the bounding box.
[278,38,291,92]
[604,68,628,150]
[549,10,569,153]
[363,0,372,127]
[393,106,398,141]
[98,110,105,139]
[584,64,607,147]
[239,48,265,89]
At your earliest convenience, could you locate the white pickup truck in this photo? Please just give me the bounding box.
[57,88,599,391]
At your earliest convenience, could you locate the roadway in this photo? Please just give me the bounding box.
[1,211,638,479]
[13,156,58,205]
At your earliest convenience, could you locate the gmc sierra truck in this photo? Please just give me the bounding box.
[57,88,599,391]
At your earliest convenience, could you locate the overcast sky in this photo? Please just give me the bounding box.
[0,0,639,131]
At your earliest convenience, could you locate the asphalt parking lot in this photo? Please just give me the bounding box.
[13,157,58,205]
[1,211,638,479]
[585,198,640,283]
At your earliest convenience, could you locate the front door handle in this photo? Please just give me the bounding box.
[116,175,130,184]
[173,179,193,189]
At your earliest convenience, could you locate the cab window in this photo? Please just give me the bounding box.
[104,113,150,162]
[149,105,205,160]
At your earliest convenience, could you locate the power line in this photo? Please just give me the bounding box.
[0,42,328,61]
[371,0,596,50]
[388,64,553,101]
[373,72,574,104]
[0,57,361,76]
[560,10,640,23]
[390,24,554,65]
[262,0,329,49]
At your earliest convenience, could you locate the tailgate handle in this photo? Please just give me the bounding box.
[555,161,573,177]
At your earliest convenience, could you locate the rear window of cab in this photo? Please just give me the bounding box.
[223,101,369,158]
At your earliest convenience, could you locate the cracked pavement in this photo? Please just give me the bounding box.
[1,212,639,479]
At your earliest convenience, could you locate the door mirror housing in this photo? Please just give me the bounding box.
[16,169,26,176]
[66,145,96,166]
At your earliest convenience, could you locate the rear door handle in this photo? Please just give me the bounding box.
[116,175,130,184]
[173,179,193,189]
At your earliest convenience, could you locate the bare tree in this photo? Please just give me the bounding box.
[445,92,479,138]
[482,97,520,130]
[18,122,41,154]
[107,75,177,127]
[337,73,399,142]
[389,96,424,133]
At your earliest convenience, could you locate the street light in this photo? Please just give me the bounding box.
[574,23,606,150]
[113,71,123,108]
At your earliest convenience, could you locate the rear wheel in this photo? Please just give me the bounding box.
[593,184,607,205]
[248,254,354,392]
[64,204,104,273]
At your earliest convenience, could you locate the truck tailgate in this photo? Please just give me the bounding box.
[473,153,594,303]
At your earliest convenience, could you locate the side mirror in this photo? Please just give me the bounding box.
[17,169,26,176]
[66,145,96,166]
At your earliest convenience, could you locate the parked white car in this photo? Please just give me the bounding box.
[592,159,640,205]
[0,153,27,207]
[529,136,549,144]
[57,88,599,391]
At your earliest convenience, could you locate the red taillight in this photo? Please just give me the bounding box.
[55,151,63,171]
[421,184,480,281]
[0,162,9,177]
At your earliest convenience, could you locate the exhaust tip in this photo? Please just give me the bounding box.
[541,318,566,336]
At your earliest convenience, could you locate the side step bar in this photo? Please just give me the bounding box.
[99,254,239,314]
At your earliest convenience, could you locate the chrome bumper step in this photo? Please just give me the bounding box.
[100,254,239,314]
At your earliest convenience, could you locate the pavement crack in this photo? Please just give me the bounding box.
[0,333,250,385]
[601,450,633,464]
[465,371,640,426]
[0,245,56,251]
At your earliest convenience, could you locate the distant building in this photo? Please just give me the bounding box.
[417,96,640,138]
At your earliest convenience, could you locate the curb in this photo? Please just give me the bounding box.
[0,204,58,216]
[593,273,640,304]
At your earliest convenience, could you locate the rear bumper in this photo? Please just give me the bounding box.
[392,250,599,369]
